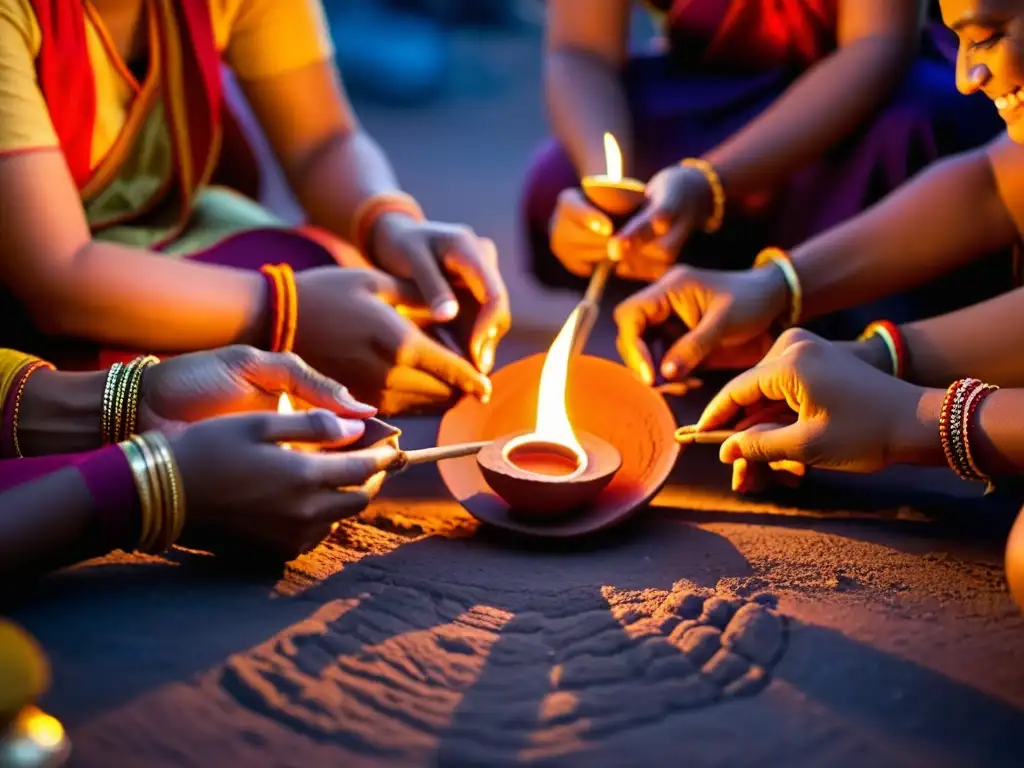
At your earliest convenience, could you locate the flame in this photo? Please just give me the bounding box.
[503,308,588,476]
[277,393,293,450]
[603,132,622,181]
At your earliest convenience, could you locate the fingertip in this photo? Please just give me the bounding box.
[660,360,677,380]
[432,298,459,323]
[335,386,377,416]
[719,436,741,464]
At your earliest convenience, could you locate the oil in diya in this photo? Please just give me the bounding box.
[476,307,622,519]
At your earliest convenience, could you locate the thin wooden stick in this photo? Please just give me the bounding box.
[389,440,491,472]
[673,426,737,445]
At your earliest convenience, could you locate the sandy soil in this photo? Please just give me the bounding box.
[10,348,1024,768]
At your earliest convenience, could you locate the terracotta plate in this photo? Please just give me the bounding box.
[437,354,680,538]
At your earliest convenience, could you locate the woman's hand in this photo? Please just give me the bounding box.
[697,329,936,480]
[137,346,376,436]
[548,165,716,284]
[610,164,716,281]
[169,409,399,559]
[613,264,790,384]
[294,267,491,415]
[370,214,510,375]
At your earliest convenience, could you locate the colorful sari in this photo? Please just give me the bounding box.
[522,0,1009,337]
[0,0,348,367]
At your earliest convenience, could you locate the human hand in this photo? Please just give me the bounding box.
[294,267,491,415]
[169,409,399,559]
[137,346,377,436]
[613,264,790,384]
[370,214,510,374]
[696,329,935,478]
[609,164,717,281]
[549,187,615,278]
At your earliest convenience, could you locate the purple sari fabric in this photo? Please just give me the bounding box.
[522,16,1009,339]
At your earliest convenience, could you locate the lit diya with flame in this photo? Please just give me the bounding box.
[475,307,622,518]
[438,306,679,538]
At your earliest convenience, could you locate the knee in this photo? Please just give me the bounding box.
[1005,505,1024,611]
[520,139,579,233]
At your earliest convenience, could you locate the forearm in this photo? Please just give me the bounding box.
[25,241,269,351]
[15,367,106,456]
[288,129,404,241]
[900,288,1024,388]
[0,447,138,580]
[705,38,913,200]
[791,146,1018,320]
[897,387,1024,478]
[545,51,634,177]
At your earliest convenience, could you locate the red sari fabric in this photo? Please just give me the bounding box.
[28,0,257,201]
[648,0,838,71]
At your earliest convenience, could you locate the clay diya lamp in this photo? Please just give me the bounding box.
[580,132,647,224]
[438,308,679,539]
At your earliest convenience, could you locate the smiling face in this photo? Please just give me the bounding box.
[942,0,1024,141]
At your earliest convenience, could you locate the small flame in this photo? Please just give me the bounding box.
[603,132,622,182]
[277,393,293,450]
[504,308,588,476]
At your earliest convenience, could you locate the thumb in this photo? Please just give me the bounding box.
[660,301,730,379]
[256,409,367,447]
[247,351,377,417]
[719,421,808,465]
[402,238,459,323]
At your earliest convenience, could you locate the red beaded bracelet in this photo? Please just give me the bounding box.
[857,320,907,379]
[939,377,998,484]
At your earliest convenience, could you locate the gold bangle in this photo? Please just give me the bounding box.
[11,361,53,458]
[120,439,156,551]
[101,363,124,445]
[111,363,134,445]
[753,247,803,329]
[680,158,725,233]
[146,431,186,547]
[131,435,166,552]
[123,356,159,440]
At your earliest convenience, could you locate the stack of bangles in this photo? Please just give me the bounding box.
[940,378,999,489]
[857,320,908,380]
[753,247,803,330]
[680,158,726,234]
[119,431,186,554]
[101,356,186,553]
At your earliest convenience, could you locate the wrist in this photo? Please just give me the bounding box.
[750,263,790,327]
[368,211,420,262]
[889,386,945,467]
[843,337,891,374]
[18,368,107,456]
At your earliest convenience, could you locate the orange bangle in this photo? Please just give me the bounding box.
[680,158,725,233]
[351,192,425,257]
[258,263,298,353]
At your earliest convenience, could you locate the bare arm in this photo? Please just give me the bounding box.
[705,0,924,200]
[792,136,1020,319]
[0,152,269,351]
[239,61,405,240]
[544,0,633,177]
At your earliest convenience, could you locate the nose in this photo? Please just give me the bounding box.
[957,59,991,95]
